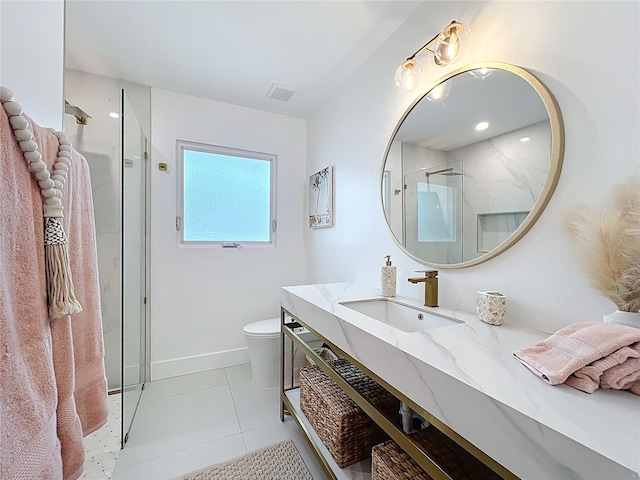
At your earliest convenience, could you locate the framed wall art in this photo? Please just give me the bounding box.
[309,166,333,228]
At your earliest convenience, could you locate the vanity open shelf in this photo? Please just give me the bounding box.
[280,307,516,480]
[283,389,372,479]
[281,283,640,478]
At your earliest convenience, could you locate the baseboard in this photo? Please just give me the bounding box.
[150,347,250,381]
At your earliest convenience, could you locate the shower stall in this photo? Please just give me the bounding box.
[63,70,150,445]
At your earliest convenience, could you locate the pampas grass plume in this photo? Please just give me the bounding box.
[566,173,640,312]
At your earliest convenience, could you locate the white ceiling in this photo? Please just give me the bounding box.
[65,0,424,119]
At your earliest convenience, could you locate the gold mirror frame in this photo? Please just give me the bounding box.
[381,62,564,269]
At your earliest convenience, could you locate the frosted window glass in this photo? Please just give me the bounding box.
[180,145,274,243]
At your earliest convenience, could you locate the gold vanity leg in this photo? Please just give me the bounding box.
[280,308,286,421]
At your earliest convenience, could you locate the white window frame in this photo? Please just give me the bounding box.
[176,140,277,247]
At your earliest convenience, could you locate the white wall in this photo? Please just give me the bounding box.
[0,0,64,128]
[306,1,640,334]
[150,89,307,379]
[385,141,403,241]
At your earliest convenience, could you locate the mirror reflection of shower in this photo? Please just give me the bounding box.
[403,161,464,264]
[424,167,464,178]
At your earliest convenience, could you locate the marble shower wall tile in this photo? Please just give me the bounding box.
[84,151,121,234]
[64,69,124,389]
[96,232,122,389]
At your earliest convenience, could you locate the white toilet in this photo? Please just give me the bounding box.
[243,317,318,389]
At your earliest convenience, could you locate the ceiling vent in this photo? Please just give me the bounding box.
[267,83,295,102]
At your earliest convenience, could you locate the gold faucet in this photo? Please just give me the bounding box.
[408,270,438,307]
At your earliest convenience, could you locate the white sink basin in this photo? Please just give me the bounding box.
[339,298,462,333]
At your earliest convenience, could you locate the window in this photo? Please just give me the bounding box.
[177,140,276,245]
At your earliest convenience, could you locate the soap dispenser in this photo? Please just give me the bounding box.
[380,255,397,297]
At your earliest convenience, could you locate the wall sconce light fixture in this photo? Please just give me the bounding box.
[395,20,470,92]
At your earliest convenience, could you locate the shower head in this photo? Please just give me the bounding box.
[425,167,464,177]
[65,101,91,125]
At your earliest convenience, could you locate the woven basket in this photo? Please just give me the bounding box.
[372,427,502,480]
[372,439,431,480]
[299,358,399,468]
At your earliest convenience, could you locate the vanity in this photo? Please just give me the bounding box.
[280,283,639,479]
[282,57,638,478]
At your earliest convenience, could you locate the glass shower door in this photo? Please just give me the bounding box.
[404,164,463,264]
[121,90,148,444]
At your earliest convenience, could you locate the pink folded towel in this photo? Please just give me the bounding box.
[565,343,640,393]
[513,322,640,385]
[602,357,640,390]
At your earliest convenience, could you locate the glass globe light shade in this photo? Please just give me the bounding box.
[426,81,452,102]
[433,22,469,66]
[395,59,424,92]
[469,67,494,79]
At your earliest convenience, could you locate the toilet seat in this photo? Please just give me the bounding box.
[243,317,280,338]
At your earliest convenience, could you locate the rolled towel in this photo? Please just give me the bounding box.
[565,343,640,393]
[513,322,640,385]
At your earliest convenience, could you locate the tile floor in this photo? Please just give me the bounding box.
[80,393,122,479]
[110,363,329,479]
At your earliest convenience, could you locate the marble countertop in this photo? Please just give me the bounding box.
[282,283,640,479]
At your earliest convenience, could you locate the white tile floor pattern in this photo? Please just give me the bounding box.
[80,393,122,479]
[110,363,329,480]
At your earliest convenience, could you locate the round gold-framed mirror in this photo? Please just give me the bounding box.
[382,62,564,268]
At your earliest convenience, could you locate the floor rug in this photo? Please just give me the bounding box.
[174,440,314,480]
